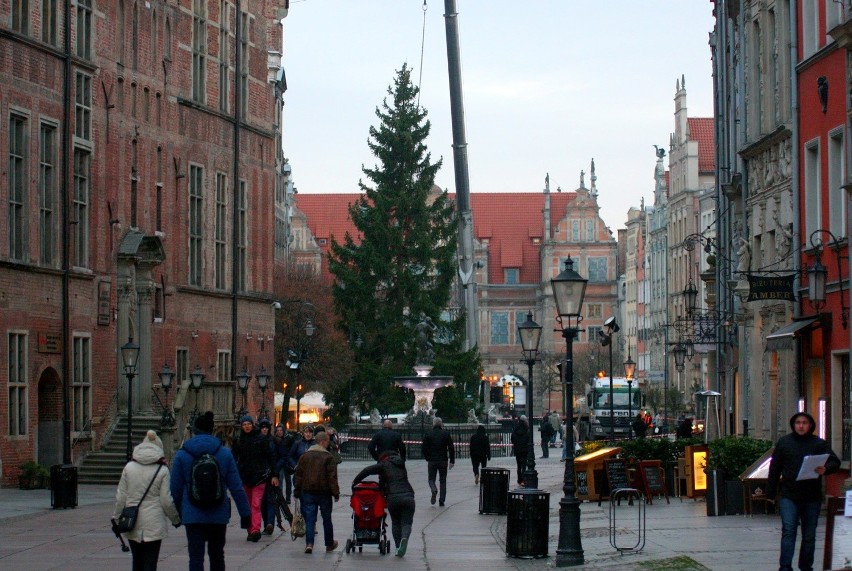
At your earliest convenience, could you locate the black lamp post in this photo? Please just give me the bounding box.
[235,368,250,421]
[121,337,140,462]
[518,310,542,489]
[189,365,205,425]
[551,256,588,567]
[256,365,270,420]
[295,384,303,430]
[158,363,176,428]
[598,316,620,439]
[671,343,687,432]
[624,350,636,437]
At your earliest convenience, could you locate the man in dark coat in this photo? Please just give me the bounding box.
[368,419,407,461]
[353,450,416,557]
[421,416,455,506]
[511,416,531,486]
[171,411,251,571]
[539,416,555,458]
[767,412,840,571]
[468,424,491,484]
[232,415,278,542]
[632,413,648,438]
[294,431,340,554]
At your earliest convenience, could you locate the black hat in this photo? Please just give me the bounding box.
[194,411,215,434]
[258,418,272,428]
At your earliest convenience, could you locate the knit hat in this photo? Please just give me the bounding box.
[143,429,163,451]
[239,415,255,426]
[194,411,215,434]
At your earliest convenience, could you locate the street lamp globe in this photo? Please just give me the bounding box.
[236,368,251,392]
[256,366,270,391]
[121,337,140,373]
[623,353,636,380]
[551,256,588,319]
[518,311,542,359]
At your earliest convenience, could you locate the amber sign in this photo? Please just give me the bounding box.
[747,274,796,302]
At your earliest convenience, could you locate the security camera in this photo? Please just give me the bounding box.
[272,301,282,310]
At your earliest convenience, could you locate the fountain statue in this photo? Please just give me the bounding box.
[394,316,453,415]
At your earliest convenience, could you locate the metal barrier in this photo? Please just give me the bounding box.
[608,487,645,553]
[505,489,549,558]
[478,467,510,514]
[338,423,513,461]
[51,464,78,509]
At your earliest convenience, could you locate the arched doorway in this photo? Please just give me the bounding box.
[37,368,63,466]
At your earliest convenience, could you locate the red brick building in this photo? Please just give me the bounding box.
[0,1,287,485]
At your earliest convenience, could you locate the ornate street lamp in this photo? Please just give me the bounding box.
[551,256,587,567]
[295,384,304,430]
[121,337,140,461]
[598,316,620,439]
[517,310,542,489]
[256,365,270,420]
[189,365,205,424]
[157,363,176,428]
[235,368,250,421]
[683,278,699,315]
[624,350,636,436]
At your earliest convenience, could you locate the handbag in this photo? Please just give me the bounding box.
[113,464,162,534]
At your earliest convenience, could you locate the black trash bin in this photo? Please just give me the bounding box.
[51,464,78,509]
[506,488,549,558]
[479,467,510,514]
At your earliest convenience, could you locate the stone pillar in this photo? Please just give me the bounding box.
[135,265,156,413]
[116,263,135,410]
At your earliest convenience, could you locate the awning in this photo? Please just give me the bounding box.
[765,318,818,351]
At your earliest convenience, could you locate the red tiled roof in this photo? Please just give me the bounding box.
[295,191,578,285]
[688,117,715,174]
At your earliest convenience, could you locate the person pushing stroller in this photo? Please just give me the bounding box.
[352,450,415,557]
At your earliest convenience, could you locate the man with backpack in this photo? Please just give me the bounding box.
[232,415,278,542]
[171,411,251,571]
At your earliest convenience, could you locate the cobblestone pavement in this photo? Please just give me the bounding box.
[0,454,812,570]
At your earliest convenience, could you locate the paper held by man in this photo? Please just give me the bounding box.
[796,454,830,480]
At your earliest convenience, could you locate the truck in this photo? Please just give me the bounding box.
[576,377,643,440]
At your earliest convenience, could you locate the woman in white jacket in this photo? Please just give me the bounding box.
[113,430,181,570]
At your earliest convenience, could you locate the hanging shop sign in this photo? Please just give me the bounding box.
[747,274,796,302]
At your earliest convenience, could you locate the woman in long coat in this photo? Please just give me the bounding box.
[469,424,491,484]
[113,430,181,570]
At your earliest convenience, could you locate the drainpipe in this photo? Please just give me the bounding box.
[790,0,804,409]
[231,1,243,387]
[61,0,73,465]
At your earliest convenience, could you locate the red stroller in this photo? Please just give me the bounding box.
[345,481,391,554]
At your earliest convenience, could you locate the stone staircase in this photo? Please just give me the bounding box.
[77,415,162,485]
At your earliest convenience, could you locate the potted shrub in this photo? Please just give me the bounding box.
[705,436,772,516]
[18,461,50,490]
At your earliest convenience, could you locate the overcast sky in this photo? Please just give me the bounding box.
[281,1,716,230]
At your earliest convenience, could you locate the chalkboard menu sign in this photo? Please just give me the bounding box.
[638,460,669,504]
[604,459,630,492]
[576,470,589,497]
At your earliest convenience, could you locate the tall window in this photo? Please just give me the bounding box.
[117,0,125,64]
[828,129,845,237]
[75,72,92,141]
[587,326,602,346]
[8,114,27,261]
[75,0,92,59]
[72,335,91,432]
[189,165,204,286]
[39,122,57,266]
[217,350,231,381]
[587,257,608,282]
[802,0,818,58]
[8,332,28,436]
[587,303,602,319]
[192,0,207,103]
[490,312,509,345]
[826,0,843,32]
[236,180,247,291]
[571,220,580,241]
[131,1,139,70]
[804,140,821,238]
[176,348,189,383]
[586,220,595,241]
[238,11,249,118]
[514,311,527,345]
[42,0,57,45]
[219,1,229,113]
[73,149,90,267]
[11,0,29,34]
[215,173,227,289]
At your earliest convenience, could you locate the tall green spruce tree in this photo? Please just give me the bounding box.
[327,64,479,420]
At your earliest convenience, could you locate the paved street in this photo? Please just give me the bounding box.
[0,455,816,570]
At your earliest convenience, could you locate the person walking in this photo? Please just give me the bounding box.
[632,413,648,438]
[676,417,693,439]
[368,419,407,461]
[421,416,455,506]
[468,424,491,484]
[274,424,296,503]
[549,411,561,447]
[352,450,416,557]
[232,415,278,542]
[257,419,277,535]
[171,411,251,571]
[294,430,340,554]
[767,412,840,571]
[511,416,530,485]
[539,416,555,458]
[113,430,180,571]
[287,424,316,475]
